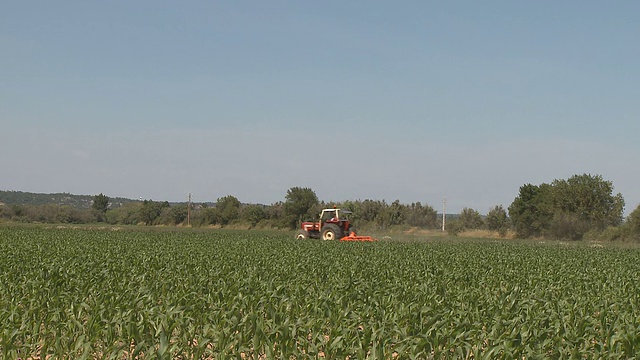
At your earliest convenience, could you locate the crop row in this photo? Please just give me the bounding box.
[1,227,640,358]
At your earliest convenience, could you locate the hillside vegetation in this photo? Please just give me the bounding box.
[0,190,135,208]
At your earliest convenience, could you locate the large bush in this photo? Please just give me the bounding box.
[509,174,624,240]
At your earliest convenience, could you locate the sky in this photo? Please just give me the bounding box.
[1,1,638,215]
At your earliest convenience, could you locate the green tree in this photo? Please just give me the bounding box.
[486,205,509,236]
[139,200,169,225]
[459,207,484,230]
[215,195,241,225]
[377,200,406,229]
[92,193,109,213]
[169,204,188,225]
[283,187,319,228]
[241,204,267,227]
[359,200,384,224]
[509,183,553,238]
[193,206,217,227]
[104,203,142,225]
[548,212,588,241]
[0,204,9,220]
[406,202,438,228]
[626,204,640,241]
[339,200,361,219]
[446,219,465,236]
[510,174,625,240]
[11,205,25,218]
[551,174,625,230]
[264,201,289,228]
[546,174,624,240]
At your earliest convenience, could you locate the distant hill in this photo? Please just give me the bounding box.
[0,190,137,209]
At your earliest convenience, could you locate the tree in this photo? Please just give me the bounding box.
[551,174,625,230]
[283,187,318,228]
[377,200,406,229]
[446,219,465,236]
[509,174,625,240]
[626,204,640,241]
[193,206,217,227]
[509,183,553,239]
[459,207,484,230]
[241,204,267,227]
[486,205,509,236]
[0,204,10,220]
[105,203,142,225]
[548,212,588,241]
[359,200,384,223]
[265,201,289,229]
[139,200,169,225]
[92,193,109,213]
[215,195,241,225]
[169,204,188,225]
[406,202,438,228]
[546,174,624,240]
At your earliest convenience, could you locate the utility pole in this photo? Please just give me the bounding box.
[442,196,447,231]
[187,193,192,227]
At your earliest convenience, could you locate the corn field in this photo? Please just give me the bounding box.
[1,227,640,359]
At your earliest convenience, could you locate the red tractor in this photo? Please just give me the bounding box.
[296,208,374,241]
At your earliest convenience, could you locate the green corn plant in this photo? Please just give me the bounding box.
[2,227,640,358]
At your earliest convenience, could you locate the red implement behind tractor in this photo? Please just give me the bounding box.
[295,208,375,242]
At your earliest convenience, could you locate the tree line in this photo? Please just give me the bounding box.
[1,174,639,241]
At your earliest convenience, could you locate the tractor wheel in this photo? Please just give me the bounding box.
[295,229,309,240]
[321,224,343,241]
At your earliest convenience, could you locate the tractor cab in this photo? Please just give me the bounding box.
[321,208,352,223]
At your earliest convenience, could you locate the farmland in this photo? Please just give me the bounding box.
[1,226,640,359]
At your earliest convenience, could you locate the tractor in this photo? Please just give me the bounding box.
[296,208,374,241]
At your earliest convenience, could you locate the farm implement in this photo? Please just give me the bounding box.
[340,230,376,242]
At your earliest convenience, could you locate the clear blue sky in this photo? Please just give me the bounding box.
[1,1,638,215]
